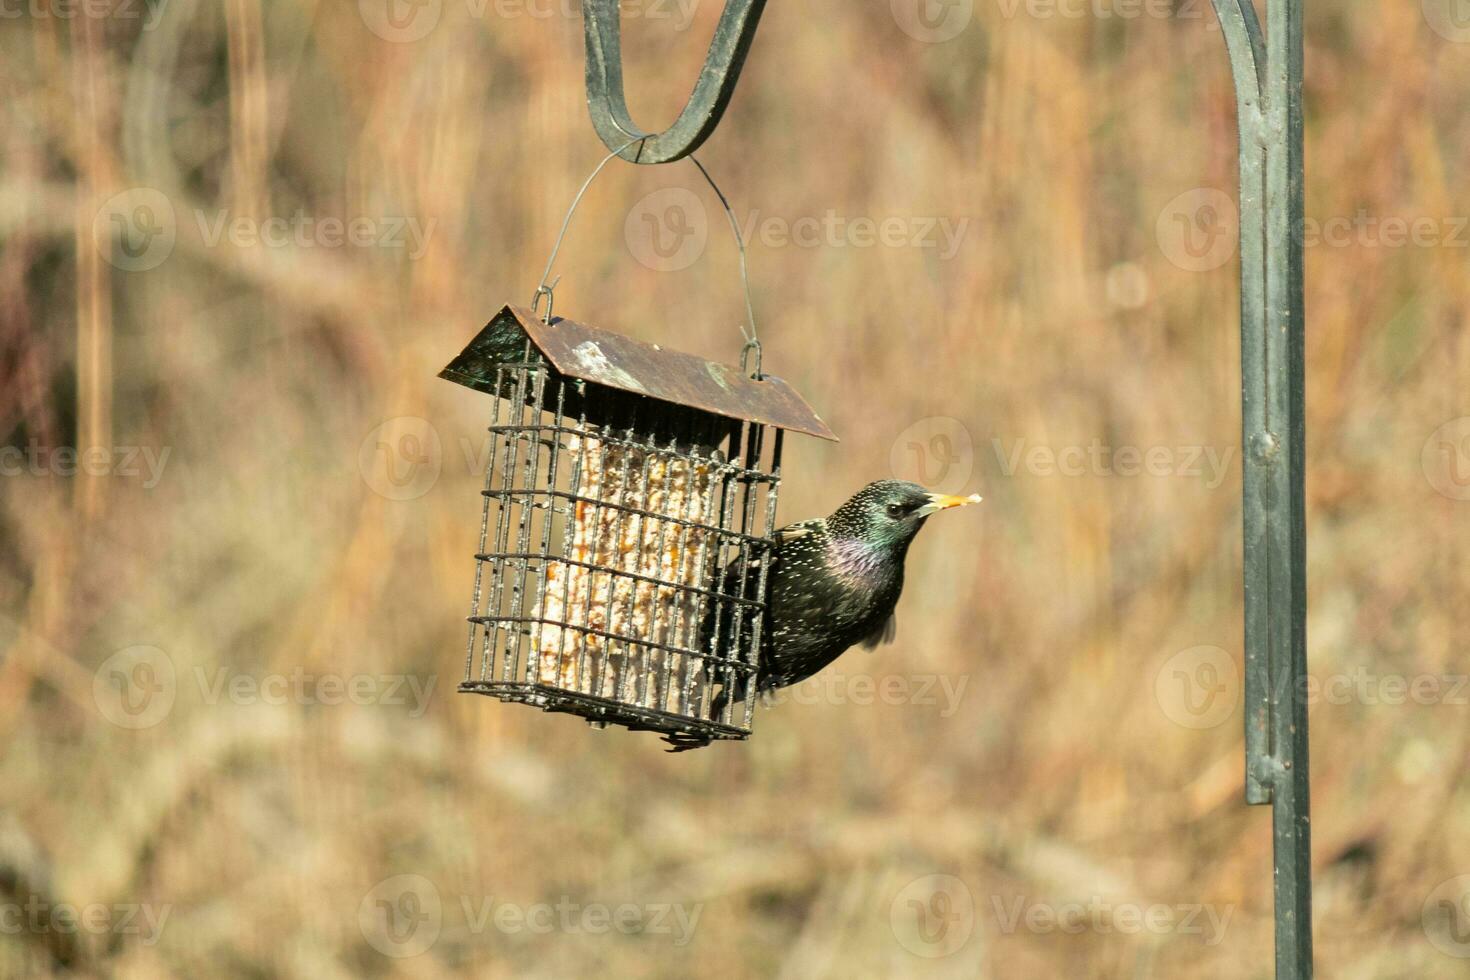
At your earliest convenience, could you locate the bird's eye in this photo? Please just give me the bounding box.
[885,503,904,519]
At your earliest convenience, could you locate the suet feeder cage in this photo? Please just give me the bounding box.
[442,304,835,745]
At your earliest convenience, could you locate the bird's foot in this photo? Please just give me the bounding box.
[660,731,714,753]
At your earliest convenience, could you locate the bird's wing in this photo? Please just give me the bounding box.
[860,613,897,650]
[744,522,821,572]
[774,519,823,542]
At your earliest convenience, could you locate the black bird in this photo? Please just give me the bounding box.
[663,480,981,750]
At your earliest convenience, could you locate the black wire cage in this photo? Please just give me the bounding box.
[441,304,835,745]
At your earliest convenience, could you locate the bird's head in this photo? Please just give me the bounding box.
[825,480,982,553]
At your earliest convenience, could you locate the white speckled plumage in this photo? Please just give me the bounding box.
[684,481,981,741]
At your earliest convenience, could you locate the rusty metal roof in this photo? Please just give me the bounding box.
[440,304,837,441]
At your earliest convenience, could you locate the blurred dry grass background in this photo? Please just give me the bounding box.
[2,0,1469,976]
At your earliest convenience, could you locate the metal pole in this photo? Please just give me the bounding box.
[1209,1,1312,977]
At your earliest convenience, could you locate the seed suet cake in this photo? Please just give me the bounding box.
[531,432,725,710]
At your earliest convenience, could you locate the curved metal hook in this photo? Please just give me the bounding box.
[1209,0,1266,135]
[583,0,769,164]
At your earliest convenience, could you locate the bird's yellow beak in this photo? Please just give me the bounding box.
[916,492,983,517]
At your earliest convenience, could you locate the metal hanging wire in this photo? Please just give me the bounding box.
[687,155,761,380]
[531,136,646,325]
[531,139,764,379]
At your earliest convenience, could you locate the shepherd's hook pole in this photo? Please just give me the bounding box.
[1210,1,1312,977]
[578,1,1312,974]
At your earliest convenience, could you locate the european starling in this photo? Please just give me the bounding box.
[663,480,981,750]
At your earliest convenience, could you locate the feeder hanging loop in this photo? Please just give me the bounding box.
[740,339,762,380]
[530,279,559,324]
[582,0,769,164]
